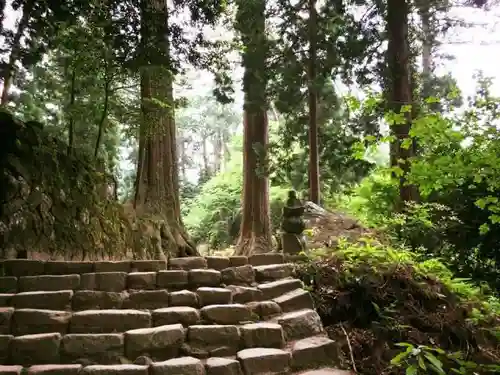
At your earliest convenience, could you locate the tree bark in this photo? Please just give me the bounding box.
[134,0,197,258]
[386,0,419,207]
[67,69,77,156]
[1,1,32,106]
[235,0,271,256]
[307,0,320,205]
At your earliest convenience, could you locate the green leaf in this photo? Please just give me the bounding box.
[424,353,445,374]
[406,364,418,375]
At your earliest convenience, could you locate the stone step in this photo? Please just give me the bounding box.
[258,279,303,300]
[70,310,152,333]
[237,347,291,374]
[254,264,293,282]
[274,309,324,341]
[273,289,314,313]
[169,257,208,270]
[248,254,284,267]
[290,336,338,371]
[11,291,73,311]
[240,322,285,349]
[0,260,166,278]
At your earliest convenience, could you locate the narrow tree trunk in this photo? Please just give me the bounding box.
[67,70,77,156]
[387,0,419,207]
[213,129,223,173]
[1,1,32,106]
[94,68,110,159]
[202,137,210,177]
[134,0,196,258]
[307,0,320,204]
[222,129,231,171]
[178,135,187,182]
[235,0,271,256]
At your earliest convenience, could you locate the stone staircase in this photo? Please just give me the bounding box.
[0,253,351,375]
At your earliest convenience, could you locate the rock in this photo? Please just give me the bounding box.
[281,233,306,255]
[131,261,166,272]
[247,301,281,319]
[12,309,71,335]
[273,289,314,312]
[205,257,230,271]
[133,356,152,366]
[27,364,82,375]
[127,273,157,290]
[70,310,151,334]
[254,264,293,282]
[249,254,284,266]
[291,336,338,370]
[0,365,23,375]
[81,365,149,375]
[169,290,198,307]
[0,277,17,293]
[0,294,12,307]
[2,260,45,277]
[200,304,252,325]
[94,261,131,273]
[9,333,61,365]
[44,262,93,275]
[276,310,323,341]
[80,273,127,292]
[0,308,13,334]
[61,334,124,364]
[18,275,80,292]
[0,335,12,363]
[169,258,207,271]
[150,356,205,375]
[226,286,262,304]
[189,270,221,287]
[196,287,232,306]
[205,358,242,375]
[11,290,73,310]
[236,348,291,375]
[229,257,247,267]
[123,290,169,310]
[221,265,255,286]
[240,323,285,348]
[156,271,188,290]
[72,291,127,311]
[257,279,303,300]
[187,325,240,357]
[125,324,185,361]
[152,307,200,327]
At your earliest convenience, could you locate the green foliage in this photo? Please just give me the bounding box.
[391,343,500,374]
[183,154,289,249]
[342,75,500,291]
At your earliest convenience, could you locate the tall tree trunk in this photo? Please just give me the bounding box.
[307,0,320,204]
[235,0,271,256]
[178,135,187,183]
[213,129,223,173]
[94,64,110,159]
[67,69,77,156]
[201,137,210,177]
[134,0,196,258]
[386,0,419,207]
[1,1,32,106]
[222,129,231,171]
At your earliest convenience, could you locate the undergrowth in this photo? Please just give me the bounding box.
[293,237,500,375]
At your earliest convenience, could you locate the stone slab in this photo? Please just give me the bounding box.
[19,275,80,292]
[70,310,151,334]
